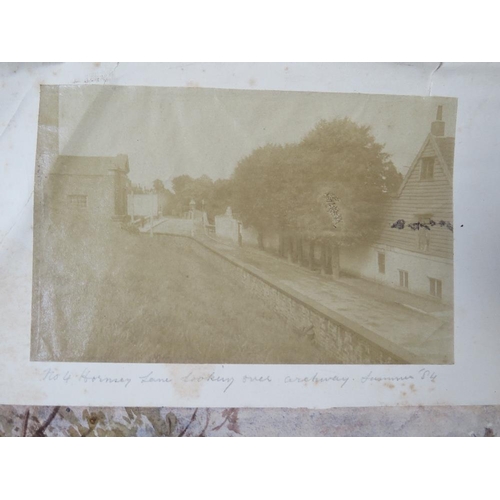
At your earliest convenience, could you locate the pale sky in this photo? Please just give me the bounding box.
[58,85,457,188]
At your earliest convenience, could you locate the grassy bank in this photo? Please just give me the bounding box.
[34,221,335,364]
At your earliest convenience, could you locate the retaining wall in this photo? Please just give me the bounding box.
[158,234,420,364]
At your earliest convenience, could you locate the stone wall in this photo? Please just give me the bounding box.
[172,235,418,364]
[45,172,116,220]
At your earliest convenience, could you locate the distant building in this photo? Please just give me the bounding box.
[341,106,454,304]
[47,154,130,222]
[127,192,159,220]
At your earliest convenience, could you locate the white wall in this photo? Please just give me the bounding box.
[215,213,239,242]
[340,244,453,304]
[214,212,260,247]
[128,193,158,218]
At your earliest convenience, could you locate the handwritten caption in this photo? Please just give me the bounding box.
[40,368,437,393]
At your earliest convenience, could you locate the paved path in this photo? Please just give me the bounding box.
[196,233,453,363]
[140,216,193,235]
[150,218,453,363]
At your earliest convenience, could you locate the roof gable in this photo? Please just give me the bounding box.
[397,133,453,197]
[434,137,455,172]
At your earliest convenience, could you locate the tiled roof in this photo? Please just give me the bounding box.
[434,137,455,171]
[51,154,129,176]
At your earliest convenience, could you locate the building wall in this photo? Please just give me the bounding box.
[380,137,453,260]
[341,134,454,304]
[114,171,128,218]
[340,243,453,304]
[45,173,116,221]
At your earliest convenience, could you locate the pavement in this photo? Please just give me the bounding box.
[140,216,194,235]
[149,218,453,363]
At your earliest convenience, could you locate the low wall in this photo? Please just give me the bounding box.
[159,234,419,364]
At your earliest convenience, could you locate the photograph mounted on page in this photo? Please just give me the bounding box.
[31,85,456,365]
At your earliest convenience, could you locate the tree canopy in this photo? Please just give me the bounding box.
[170,174,233,219]
[153,179,166,192]
[231,118,402,247]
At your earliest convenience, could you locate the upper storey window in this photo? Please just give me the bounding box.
[68,194,88,209]
[420,157,435,180]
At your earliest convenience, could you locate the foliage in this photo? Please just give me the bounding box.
[130,183,149,194]
[170,174,233,219]
[231,118,403,247]
[153,179,166,192]
[231,144,297,234]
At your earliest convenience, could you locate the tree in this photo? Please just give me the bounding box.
[231,118,402,275]
[170,174,216,216]
[207,178,235,219]
[130,183,145,194]
[232,144,297,249]
[153,179,166,192]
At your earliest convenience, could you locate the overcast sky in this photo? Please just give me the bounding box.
[58,85,457,188]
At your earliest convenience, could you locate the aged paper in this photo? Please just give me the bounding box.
[32,85,455,366]
[0,62,499,408]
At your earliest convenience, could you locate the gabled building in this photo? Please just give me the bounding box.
[46,154,130,222]
[37,86,130,224]
[340,106,454,304]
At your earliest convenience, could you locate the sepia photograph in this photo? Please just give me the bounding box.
[31,85,456,365]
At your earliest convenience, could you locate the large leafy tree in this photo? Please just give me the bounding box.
[232,118,402,275]
[293,118,402,242]
[232,144,291,237]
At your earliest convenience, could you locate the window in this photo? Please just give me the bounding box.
[420,157,435,180]
[416,214,432,252]
[378,252,385,274]
[429,278,442,298]
[68,195,87,208]
[399,270,409,288]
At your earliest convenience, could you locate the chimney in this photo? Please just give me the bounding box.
[431,105,445,136]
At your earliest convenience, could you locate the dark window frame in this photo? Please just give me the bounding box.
[429,277,443,299]
[68,194,88,209]
[420,156,435,180]
[399,269,409,288]
[378,252,385,274]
